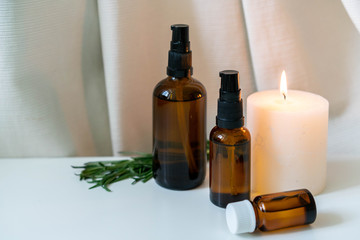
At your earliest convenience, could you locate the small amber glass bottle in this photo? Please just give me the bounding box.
[152,24,207,190]
[209,70,251,208]
[226,189,317,234]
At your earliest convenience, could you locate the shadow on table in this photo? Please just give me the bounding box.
[323,158,360,194]
[228,212,342,239]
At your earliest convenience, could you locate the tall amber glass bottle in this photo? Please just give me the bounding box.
[209,70,251,207]
[226,189,317,233]
[153,24,206,190]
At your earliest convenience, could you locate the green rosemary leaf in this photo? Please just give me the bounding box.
[71,166,86,169]
[89,182,102,190]
[98,162,106,167]
[73,154,153,191]
[102,184,112,192]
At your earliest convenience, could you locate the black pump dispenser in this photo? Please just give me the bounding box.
[216,70,244,129]
[167,24,193,78]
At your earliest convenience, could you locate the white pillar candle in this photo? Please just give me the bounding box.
[247,76,329,197]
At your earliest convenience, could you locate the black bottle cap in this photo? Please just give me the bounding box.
[220,70,239,92]
[167,24,193,78]
[216,70,244,129]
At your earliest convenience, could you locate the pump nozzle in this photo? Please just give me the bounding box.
[220,70,239,93]
[171,24,189,53]
[219,70,241,102]
[167,24,192,77]
[216,70,244,129]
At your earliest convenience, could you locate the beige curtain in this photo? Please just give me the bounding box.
[0,0,359,157]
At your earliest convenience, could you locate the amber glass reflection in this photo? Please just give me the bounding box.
[209,126,251,207]
[253,189,317,231]
[153,76,206,190]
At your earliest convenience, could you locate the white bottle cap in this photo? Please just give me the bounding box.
[226,200,256,234]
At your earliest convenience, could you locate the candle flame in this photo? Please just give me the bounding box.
[280,70,287,100]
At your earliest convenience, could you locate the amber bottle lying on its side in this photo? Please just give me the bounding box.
[226,189,317,234]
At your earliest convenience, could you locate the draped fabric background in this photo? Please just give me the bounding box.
[0,0,359,158]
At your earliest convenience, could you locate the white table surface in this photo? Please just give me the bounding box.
[0,156,359,240]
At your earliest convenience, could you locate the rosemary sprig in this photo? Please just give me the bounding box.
[73,141,210,192]
[72,153,152,192]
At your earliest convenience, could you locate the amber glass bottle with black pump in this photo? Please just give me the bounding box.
[153,24,206,190]
[226,189,317,233]
[209,70,250,207]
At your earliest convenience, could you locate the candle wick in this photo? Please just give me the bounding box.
[283,93,286,100]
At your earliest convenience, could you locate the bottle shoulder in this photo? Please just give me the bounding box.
[210,126,251,146]
[153,76,206,101]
